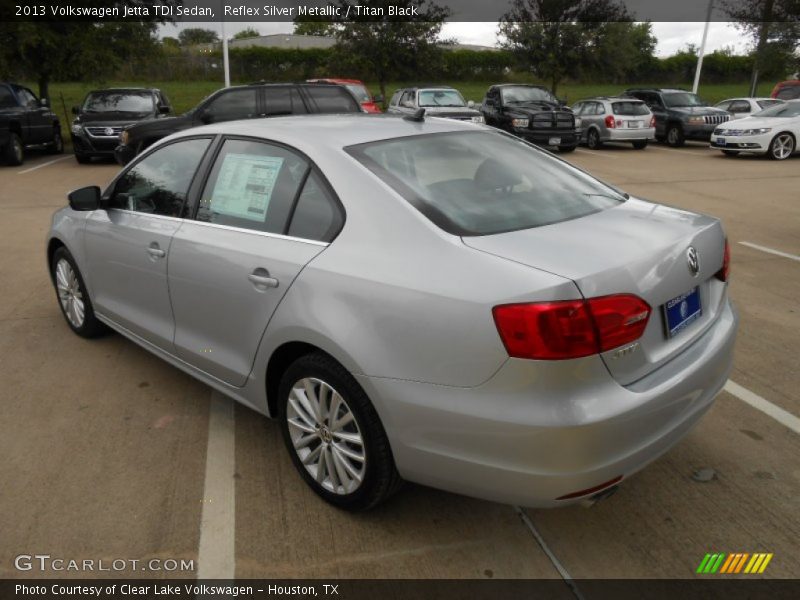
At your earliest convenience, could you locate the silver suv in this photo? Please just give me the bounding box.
[387,86,484,123]
[572,97,656,150]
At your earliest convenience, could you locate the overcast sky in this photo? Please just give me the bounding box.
[161,21,752,57]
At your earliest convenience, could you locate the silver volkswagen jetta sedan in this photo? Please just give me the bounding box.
[47,114,737,510]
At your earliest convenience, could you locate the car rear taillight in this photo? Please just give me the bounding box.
[493,295,651,360]
[716,238,730,282]
[605,115,616,129]
[649,116,656,127]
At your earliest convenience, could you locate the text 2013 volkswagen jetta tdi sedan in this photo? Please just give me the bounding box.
[46,114,737,510]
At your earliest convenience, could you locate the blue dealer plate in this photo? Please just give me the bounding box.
[664,287,702,338]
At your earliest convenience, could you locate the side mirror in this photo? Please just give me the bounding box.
[467,100,475,108]
[71,105,80,115]
[158,104,171,114]
[373,94,384,104]
[40,98,49,107]
[68,186,101,211]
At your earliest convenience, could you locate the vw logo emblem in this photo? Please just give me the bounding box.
[103,127,114,136]
[687,246,700,277]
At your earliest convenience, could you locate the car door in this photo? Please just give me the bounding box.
[195,87,259,126]
[15,86,50,144]
[642,93,668,136]
[168,137,340,386]
[84,137,212,349]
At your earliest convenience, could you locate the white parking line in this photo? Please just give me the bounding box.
[574,148,618,159]
[646,145,712,156]
[17,155,72,174]
[197,390,236,579]
[515,506,584,600]
[725,380,800,436]
[738,241,800,263]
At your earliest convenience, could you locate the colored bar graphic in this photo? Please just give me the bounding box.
[759,553,773,574]
[697,552,773,575]
[696,554,712,574]
[720,553,736,573]
[734,553,749,573]
[711,553,726,573]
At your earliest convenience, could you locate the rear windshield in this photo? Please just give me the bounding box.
[346,131,625,236]
[83,91,154,113]
[305,86,361,113]
[612,101,649,116]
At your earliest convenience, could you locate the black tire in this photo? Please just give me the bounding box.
[586,129,602,150]
[75,153,91,164]
[278,352,402,511]
[666,124,685,147]
[767,132,795,161]
[4,133,24,166]
[632,140,648,150]
[722,150,740,157]
[48,127,64,154]
[51,247,107,338]
[558,145,577,153]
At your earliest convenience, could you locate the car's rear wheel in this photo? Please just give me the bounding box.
[666,124,685,147]
[48,128,64,154]
[632,140,648,150]
[278,352,401,511]
[586,129,602,150]
[722,150,740,157]
[4,133,24,165]
[51,247,106,338]
[768,133,795,160]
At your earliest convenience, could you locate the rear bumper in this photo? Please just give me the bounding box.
[357,298,737,507]
[604,127,656,142]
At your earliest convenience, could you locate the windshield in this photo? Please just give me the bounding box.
[663,92,705,108]
[753,102,800,118]
[501,86,557,105]
[346,84,371,103]
[83,91,154,113]
[612,101,649,116]
[418,89,466,107]
[346,131,625,236]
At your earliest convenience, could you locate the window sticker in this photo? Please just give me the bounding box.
[209,153,284,222]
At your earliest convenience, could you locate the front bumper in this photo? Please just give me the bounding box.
[710,133,769,154]
[515,129,579,148]
[357,298,737,507]
[70,130,123,156]
[683,122,722,141]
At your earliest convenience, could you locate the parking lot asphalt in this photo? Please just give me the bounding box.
[1,143,798,583]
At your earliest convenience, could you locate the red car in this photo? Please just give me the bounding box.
[307,78,382,113]
[771,80,800,101]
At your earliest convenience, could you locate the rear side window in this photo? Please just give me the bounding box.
[197,139,309,234]
[347,131,625,236]
[204,88,257,121]
[110,138,211,217]
[757,99,782,109]
[305,86,360,113]
[287,172,343,242]
[612,101,649,116]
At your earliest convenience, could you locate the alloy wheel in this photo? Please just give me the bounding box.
[771,134,794,160]
[55,258,85,328]
[587,130,599,149]
[286,377,366,495]
[13,138,23,163]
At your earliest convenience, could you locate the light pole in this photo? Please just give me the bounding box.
[221,2,230,87]
[692,0,715,95]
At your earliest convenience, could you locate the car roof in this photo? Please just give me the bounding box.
[86,88,159,94]
[396,86,456,92]
[578,96,644,102]
[717,97,779,102]
[178,114,479,151]
[308,78,365,85]
[626,88,689,93]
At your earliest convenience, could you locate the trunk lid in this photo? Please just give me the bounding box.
[463,198,727,385]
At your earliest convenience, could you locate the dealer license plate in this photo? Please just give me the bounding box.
[716,137,726,146]
[663,286,702,338]
[548,137,561,145]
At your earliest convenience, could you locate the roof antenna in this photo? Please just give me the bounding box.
[404,108,426,122]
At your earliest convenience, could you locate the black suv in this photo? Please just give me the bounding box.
[0,82,63,166]
[623,88,731,146]
[115,82,363,164]
[71,88,171,164]
[480,84,578,152]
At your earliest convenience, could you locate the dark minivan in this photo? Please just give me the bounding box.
[71,88,171,163]
[115,82,363,165]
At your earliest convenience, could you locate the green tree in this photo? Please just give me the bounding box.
[724,0,800,92]
[178,27,220,46]
[233,27,261,41]
[332,0,450,102]
[499,0,633,94]
[582,22,657,83]
[293,18,340,37]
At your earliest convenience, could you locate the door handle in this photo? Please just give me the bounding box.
[147,243,166,259]
[248,269,279,289]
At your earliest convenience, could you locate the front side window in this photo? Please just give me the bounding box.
[197,139,309,234]
[83,91,154,114]
[729,100,751,113]
[418,89,467,108]
[109,138,211,216]
[16,87,38,108]
[347,131,625,236]
[204,88,257,121]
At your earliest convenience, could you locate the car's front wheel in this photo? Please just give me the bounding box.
[278,352,401,511]
[51,247,106,338]
[48,128,64,154]
[4,133,24,165]
[768,132,795,160]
